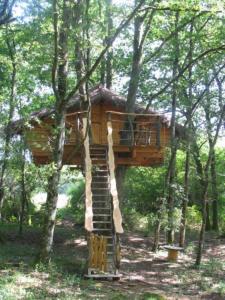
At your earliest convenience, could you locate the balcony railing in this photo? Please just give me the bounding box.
[107,111,162,148]
[63,110,162,148]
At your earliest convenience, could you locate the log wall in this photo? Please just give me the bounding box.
[25,103,170,167]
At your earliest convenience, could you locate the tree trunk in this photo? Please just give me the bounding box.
[39,0,69,263]
[196,183,207,266]
[115,166,127,210]
[39,110,66,262]
[19,147,28,236]
[179,142,190,247]
[126,2,155,113]
[211,150,219,231]
[205,202,211,231]
[152,219,161,252]
[179,21,193,247]
[0,30,16,221]
[166,11,179,244]
[195,102,225,266]
[106,0,113,89]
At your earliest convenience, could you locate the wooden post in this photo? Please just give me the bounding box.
[156,116,161,149]
[82,114,93,232]
[107,113,123,234]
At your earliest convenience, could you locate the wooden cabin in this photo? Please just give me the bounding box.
[18,86,171,167]
[14,86,174,278]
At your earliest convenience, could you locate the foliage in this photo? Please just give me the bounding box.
[57,176,85,224]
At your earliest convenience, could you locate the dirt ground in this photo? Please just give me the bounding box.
[0,225,225,300]
[53,224,225,299]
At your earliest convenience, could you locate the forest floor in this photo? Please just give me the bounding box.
[0,223,225,300]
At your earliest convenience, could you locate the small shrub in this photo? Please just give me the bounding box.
[187,205,202,229]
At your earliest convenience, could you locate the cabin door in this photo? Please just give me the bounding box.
[91,122,101,144]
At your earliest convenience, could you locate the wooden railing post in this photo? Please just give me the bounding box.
[82,113,93,232]
[107,112,123,234]
[156,116,161,149]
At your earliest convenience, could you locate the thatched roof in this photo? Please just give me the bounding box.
[31,85,169,121]
[11,85,187,139]
[11,85,171,132]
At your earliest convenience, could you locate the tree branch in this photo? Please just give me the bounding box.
[65,0,146,102]
[145,45,225,111]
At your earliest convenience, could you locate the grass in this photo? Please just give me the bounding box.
[0,224,224,299]
[0,224,167,300]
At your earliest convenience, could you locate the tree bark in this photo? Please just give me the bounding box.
[39,0,69,262]
[0,0,15,26]
[195,104,225,266]
[126,1,155,113]
[166,11,179,244]
[106,0,113,89]
[19,145,29,236]
[210,147,219,231]
[152,219,161,252]
[179,21,194,247]
[0,30,16,221]
[115,166,127,210]
[179,139,190,247]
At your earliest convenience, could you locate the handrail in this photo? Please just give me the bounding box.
[66,110,88,117]
[106,111,164,117]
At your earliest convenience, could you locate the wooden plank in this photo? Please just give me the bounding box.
[82,116,93,232]
[107,113,123,234]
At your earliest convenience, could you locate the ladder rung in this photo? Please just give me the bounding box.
[93,194,110,197]
[93,207,111,209]
[93,200,110,202]
[92,228,112,231]
[91,159,106,161]
[93,221,111,224]
[93,209,111,211]
[94,214,111,217]
[92,180,109,183]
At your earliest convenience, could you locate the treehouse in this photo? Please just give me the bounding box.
[19,86,171,167]
[14,86,174,278]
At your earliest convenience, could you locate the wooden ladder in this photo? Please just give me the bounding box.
[87,145,118,276]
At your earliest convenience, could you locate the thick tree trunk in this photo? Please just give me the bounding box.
[39,110,66,261]
[0,32,16,221]
[39,0,69,262]
[115,166,127,209]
